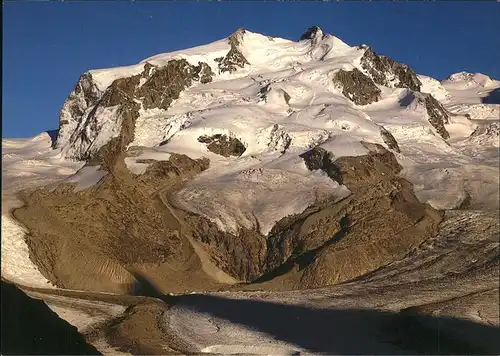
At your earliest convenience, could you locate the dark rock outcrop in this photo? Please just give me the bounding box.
[361,47,421,92]
[299,146,343,183]
[379,126,401,152]
[284,91,291,104]
[215,28,250,74]
[198,134,246,157]
[299,26,323,41]
[104,75,142,108]
[229,27,246,47]
[1,281,100,355]
[137,60,211,110]
[185,214,267,282]
[400,92,450,139]
[294,144,442,288]
[333,68,381,105]
[193,62,214,84]
[423,95,451,139]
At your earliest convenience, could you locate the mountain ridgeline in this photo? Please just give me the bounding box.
[13,26,497,294]
[55,26,451,163]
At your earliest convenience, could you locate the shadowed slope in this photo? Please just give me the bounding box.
[1,280,101,355]
[169,293,500,355]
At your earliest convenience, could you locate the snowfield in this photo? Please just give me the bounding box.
[1,215,55,289]
[174,156,351,235]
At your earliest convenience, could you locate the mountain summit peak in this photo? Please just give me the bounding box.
[228,28,247,46]
[299,26,324,41]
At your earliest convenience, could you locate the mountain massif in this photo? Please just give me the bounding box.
[2,26,499,354]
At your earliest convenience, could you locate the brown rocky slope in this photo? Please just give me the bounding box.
[14,141,443,294]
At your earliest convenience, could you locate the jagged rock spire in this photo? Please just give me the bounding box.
[215,28,250,74]
[228,28,247,47]
[299,26,323,41]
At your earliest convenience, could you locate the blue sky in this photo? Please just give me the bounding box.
[3,1,500,138]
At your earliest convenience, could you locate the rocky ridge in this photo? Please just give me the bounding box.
[55,27,457,166]
[214,28,250,74]
[399,91,452,139]
[332,68,382,106]
[57,59,215,162]
[360,46,422,92]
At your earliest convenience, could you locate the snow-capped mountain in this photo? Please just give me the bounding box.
[54,27,498,164]
[54,27,451,160]
[53,26,498,209]
[3,25,499,290]
[3,26,499,355]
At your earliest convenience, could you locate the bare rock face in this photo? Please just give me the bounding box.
[333,68,381,105]
[361,47,422,92]
[56,60,214,162]
[197,134,246,157]
[66,74,101,125]
[214,28,250,74]
[295,144,443,288]
[215,48,249,74]
[185,214,267,282]
[400,91,451,139]
[299,146,343,183]
[137,61,195,110]
[299,25,324,41]
[57,73,102,150]
[379,126,401,152]
[423,95,451,139]
[193,62,214,84]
